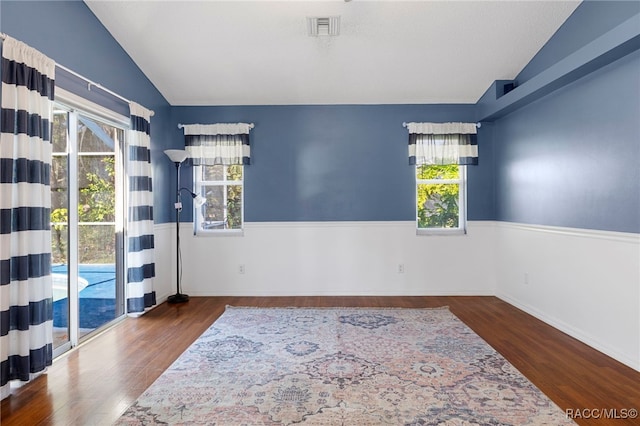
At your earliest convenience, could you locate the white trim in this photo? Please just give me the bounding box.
[496,221,639,244]
[55,88,129,126]
[243,220,415,229]
[242,220,495,230]
[196,229,244,238]
[159,220,635,239]
[67,111,79,347]
[417,228,466,236]
[78,152,115,156]
[187,289,496,297]
[416,178,461,185]
[496,293,640,371]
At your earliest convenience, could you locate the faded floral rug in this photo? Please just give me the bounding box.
[116,306,574,425]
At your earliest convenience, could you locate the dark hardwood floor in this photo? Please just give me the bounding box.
[2,296,638,425]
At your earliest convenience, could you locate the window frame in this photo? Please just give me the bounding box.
[415,164,467,236]
[50,94,129,357]
[193,164,245,236]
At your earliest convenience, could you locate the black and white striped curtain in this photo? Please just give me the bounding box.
[126,103,156,314]
[183,123,252,165]
[407,122,478,166]
[0,36,55,400]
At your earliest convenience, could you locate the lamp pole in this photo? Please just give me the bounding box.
[166,154,189,304]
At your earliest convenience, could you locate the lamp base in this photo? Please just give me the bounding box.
[167,293,190,304]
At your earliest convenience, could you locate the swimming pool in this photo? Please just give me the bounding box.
[51,264,117,329]
[51,263,116,299]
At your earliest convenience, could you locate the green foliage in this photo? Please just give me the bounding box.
[416,164,460,229]
[79,157,116,222]
[201,164,243,229]
[50,156,116,264]
[51,208,68,264]
[226,165,243,229]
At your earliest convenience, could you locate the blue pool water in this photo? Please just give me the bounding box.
[52,263,116,298]
[52,264,117,329]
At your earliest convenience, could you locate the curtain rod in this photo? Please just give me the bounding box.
[403,122,481,128]
[1,33,154,116]
[178,123,255,129]
[57,63,154,116]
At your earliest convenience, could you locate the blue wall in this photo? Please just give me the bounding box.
[493,50,640,233]
[2,1,637,232]
[516,0,640,85]
[172,105,494,222]
[0,0,175,223]
[488,1,640,233]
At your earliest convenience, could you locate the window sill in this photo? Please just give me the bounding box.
[195,229,244,237]
[416,228,467,236]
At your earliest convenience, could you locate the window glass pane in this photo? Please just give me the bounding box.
[52,112,68,153]
[79,224,116,264]
[51,224,68,267]
[227,185,243,229]
[417,164,459,180]
[51,155,68,215]
[202,185,225,227]
[227,165,243,181]
[196,165,244,233]
[78,156,116,222]
[417,183,460,229]
[51,155,68,266]
[203,165,223,181]
[77,115,119,152]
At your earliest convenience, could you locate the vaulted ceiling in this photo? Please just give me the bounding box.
[85,0,581,106]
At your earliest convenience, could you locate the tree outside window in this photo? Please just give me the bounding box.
[416,164,465,231]
[196,164,243,233]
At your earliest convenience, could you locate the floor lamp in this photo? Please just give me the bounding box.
[164,149,205,304]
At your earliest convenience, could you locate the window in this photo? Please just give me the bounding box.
[194,164,244,234]
[406,121,476,234]
[51,99,127,356]
[181,122,253,235]
[416,164,466,234]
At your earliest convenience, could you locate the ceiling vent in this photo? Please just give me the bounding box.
[307,16,340,37]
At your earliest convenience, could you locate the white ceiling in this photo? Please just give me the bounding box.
[85,0,581,106]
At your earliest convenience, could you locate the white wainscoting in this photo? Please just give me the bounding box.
[494,222,640,371]
[152,223,176,303]
[153,220,640,371]
[154,221,497,298]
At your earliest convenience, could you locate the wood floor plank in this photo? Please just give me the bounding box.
[1,297,638,425]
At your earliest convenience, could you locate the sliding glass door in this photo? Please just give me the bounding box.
[51,104,125,355]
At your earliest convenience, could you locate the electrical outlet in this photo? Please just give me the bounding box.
[239,264,245,274]
[524,272,529,285]
[398,264,405,274]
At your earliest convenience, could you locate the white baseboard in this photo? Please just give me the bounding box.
[495,221,639,372]
[497,293,640,371]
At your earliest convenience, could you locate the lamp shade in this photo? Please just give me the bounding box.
[164,149,188,163]
[193,194,206,207]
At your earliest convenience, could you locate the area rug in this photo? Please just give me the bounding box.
[116,306,574,425]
